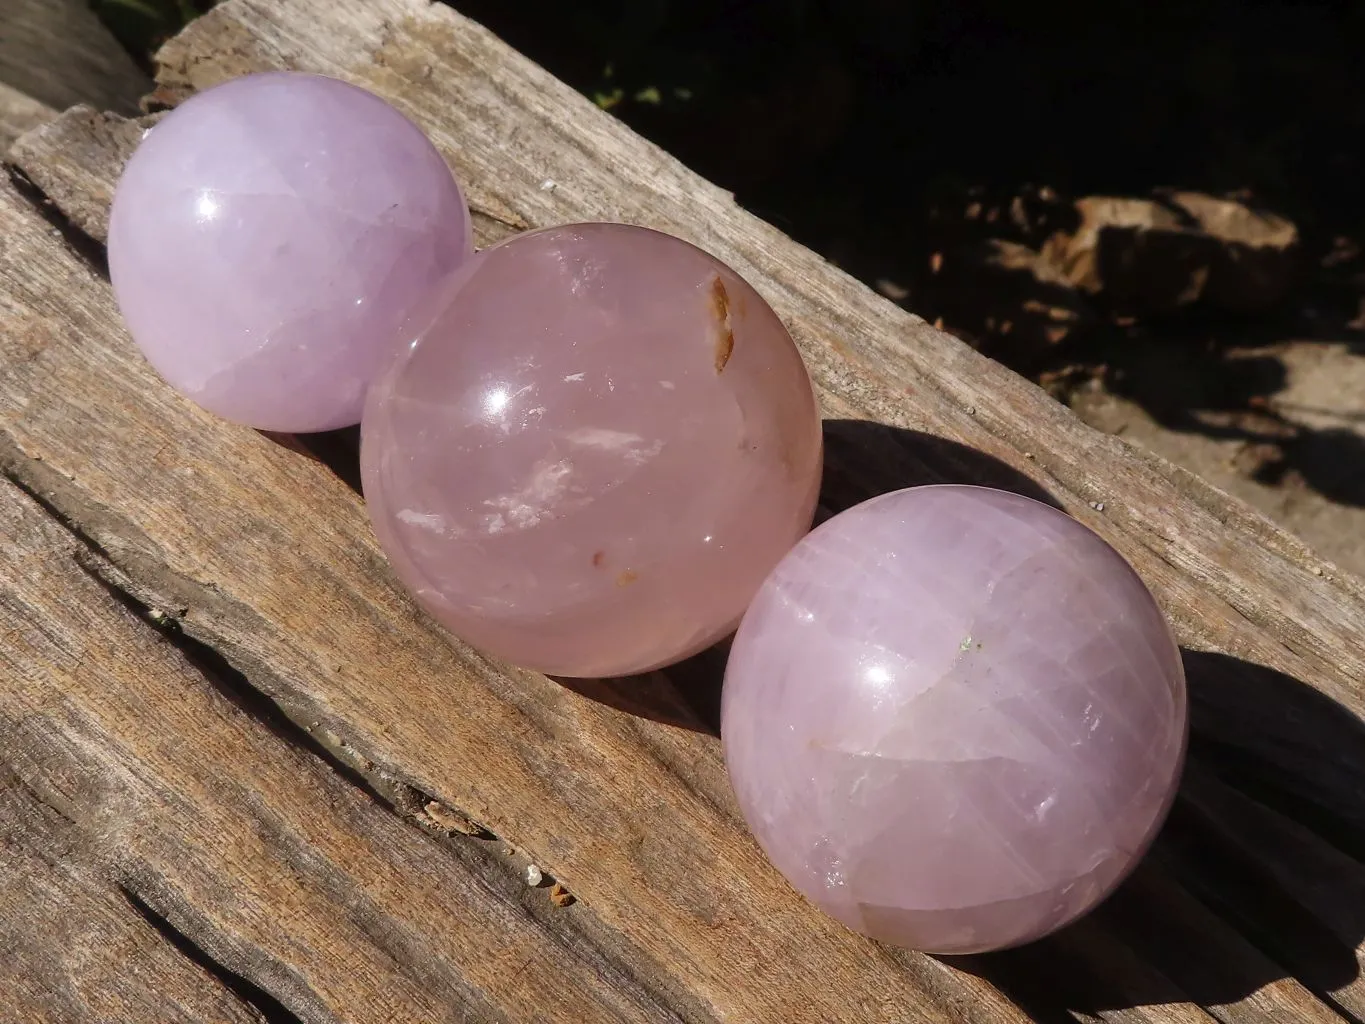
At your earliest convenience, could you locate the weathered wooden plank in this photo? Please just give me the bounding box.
[7,103,142,241]
[0,0,149,114]
[0,472,703,1024]
[1171,768,1365,1021]
[0,161,1170,1024]
[152,0,1365,688]
[0,0,1363,1021]
[0,81,51,151]
[0,765,266,1024]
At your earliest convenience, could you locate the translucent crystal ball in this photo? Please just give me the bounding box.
[361,223,823,677]
[108,72,473,432]
[722,485,1188,953]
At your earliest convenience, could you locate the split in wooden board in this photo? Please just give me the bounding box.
[1,0,1364,1021]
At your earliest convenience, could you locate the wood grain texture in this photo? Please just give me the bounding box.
[0,764,265,1024]
[7,103,143,240]
[0,164,1033,1024]
[0,80,51,152]
[0,0,149,114]
[0,0,1363,1021]
[0,472,695,1024]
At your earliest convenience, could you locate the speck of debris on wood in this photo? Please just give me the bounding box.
[592,550,605,568]
[616,569,638,587]
[423,800,486,837]
[1090,501,1106,512]
[549,883,575,907]
[524,864,543,887]
[710,276,734,373]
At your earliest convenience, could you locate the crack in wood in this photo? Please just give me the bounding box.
[4,164,110,274]
[1,447,712,1024]
[119,885,302,1024]
[0,450,527,864]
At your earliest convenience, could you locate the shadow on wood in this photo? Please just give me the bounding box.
[8,3,1363,1013]
[177,404,1365,1014]
[820,417,1059,513]
[264,418,1058,736]
[955,649,1365,1013]
[267,424,363,493]
[559,420,1059,734]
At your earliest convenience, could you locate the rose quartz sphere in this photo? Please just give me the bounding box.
[361,223,822,677]
[108,72,473,432]
[722,485,1187,954]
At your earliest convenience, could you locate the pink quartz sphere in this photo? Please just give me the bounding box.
[108,72,473,432]
[360,223,822,677]
[722,485,1187,954]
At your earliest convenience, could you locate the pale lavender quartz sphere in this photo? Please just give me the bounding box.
[108,72,473,432]
[361,223,823,677]
[722,485,1187,954]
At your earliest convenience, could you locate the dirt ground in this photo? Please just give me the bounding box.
[1072,339,1365,576]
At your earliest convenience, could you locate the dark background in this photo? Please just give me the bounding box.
[453,1,1365,252]
[94,0,1365,512]
[97,0,1365,328]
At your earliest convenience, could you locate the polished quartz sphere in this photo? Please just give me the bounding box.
[361,223,823,677]
[722,485,1187,953]
[108,72,473,432]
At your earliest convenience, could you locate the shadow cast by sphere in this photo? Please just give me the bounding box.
[552,646,729,738]
[819,418,1059,515]
[261,425,364,494]
[261,416,1060,737]
[1182,650,1365,861]
[565,420,1060,736]
[955,650,1365,1014]
[267,404,1365,1012]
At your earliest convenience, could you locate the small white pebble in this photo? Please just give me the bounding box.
[966,406,976,415]
[1089,501,1106,512]
[1314,566,1324,576]
[1023,452,1035,460]
[524,864,543,887]
[539,179,557,192]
